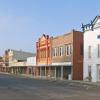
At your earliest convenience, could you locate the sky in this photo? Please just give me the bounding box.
[0,0,100,56]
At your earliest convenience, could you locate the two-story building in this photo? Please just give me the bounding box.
[83,16,100,82]
[36,30,83,80]
[36,34,52,78]
[52,30,83,80]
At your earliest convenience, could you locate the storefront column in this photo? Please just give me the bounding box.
[15,67,17,74]
[11,68,13,74]
[61,66,63,80]
[40,67,42,78]
[31,67,34,77]
[45,66,46,78]
[33,67,36,78]
[27,66,29,75]
[55,67,56,79]
[13,68,14,74]
[18,67,20,74]
[36,67,38,77]
[17,67,18,74]
[48,67,51,78]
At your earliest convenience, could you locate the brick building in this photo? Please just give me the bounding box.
[52,30,83,80]
[36,34,52,78]
[36,30,83,80]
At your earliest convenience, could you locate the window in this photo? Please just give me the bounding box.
[53,48,55,57]
[66,45,70,55]
[88,65,91,78]
[56,47,59,56]
[53,47,59,57]
[43,50,46,58]
[55,48,57,56]
[98,44,100,57]
[88,46,91,58]
[68,45,70,55]
[66,45,69,55]
[97,35,100,39]
[59,47,63,56]
[48,47,50,57]
[66,44,72,55]
[70,44,72,55]
[41,50,43,58]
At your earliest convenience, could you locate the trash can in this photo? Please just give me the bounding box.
[68,74,72,80]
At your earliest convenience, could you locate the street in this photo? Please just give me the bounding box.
[0,74,100,100]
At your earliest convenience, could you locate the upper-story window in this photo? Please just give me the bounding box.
[66,44,72,56]
[53,47,59,57]
[59,46,63,56]
[55,48,57,56]
[97,44,100,57]
[66,45,69,55]
[43,49,46,58]
[56,47,59,56]
[41,50,43,58]
[48,47,50,57]
[70,44,72,54]
[54,48,56,56]
[97,35,100,39]
[88,46,91,58]
[53,48,55,57]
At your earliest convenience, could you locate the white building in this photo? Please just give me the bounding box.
[27,57,36,66]
[83,16,100,82]
[26,56,36,76]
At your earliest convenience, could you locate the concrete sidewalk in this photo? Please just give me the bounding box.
[54,79,100,88]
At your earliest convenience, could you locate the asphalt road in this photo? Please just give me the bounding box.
[0,74,100,100]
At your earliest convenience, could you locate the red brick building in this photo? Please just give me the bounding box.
[36,34,52,78]
[36,30,83,80]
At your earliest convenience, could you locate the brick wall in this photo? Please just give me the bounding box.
[72,30,83,80]
[52,32,73,63]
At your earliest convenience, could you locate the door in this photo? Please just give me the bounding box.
[56,67,61,79]
[97,65,100,81]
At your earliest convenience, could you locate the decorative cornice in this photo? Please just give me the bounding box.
[82,15,100,32]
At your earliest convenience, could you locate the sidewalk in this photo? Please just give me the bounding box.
[57,80,100,87]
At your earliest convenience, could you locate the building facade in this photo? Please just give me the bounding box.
[36,30,83,80]
[0,57,5,72]
[2,49,35,75]
[36,34,52,78]
[83,16,100,82]
[52,30,83,80]
[26,56,36,76]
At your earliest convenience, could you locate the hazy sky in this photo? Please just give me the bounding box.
[0,0,100,55]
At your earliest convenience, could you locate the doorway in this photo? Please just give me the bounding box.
[97,65,100,81]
